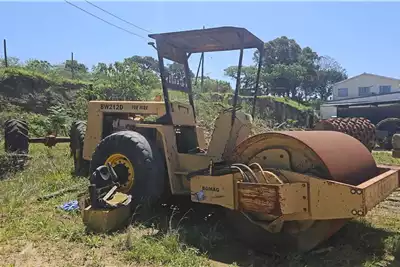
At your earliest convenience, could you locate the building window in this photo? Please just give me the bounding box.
[379,85,391,94]
[338,88,348,97]
[358,87,370,96]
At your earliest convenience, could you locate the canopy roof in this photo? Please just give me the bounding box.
[149,26,264,63]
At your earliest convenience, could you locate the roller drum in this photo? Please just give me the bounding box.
[226,130,378,253]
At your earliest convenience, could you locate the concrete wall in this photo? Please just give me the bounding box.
[332,74,400,100]
[320,105,337,119]
[224,95,316,127]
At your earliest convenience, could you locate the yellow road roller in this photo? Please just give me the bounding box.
[73,26,400,253]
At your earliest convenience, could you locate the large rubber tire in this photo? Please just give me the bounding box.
[376,117,400,150]
[70,121,90,177]
[392,133,400,150]
[4,119,28,130]
[4,119,29,154]
[89,130,166,211]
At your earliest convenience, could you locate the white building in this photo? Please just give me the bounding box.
[332,73,400,101]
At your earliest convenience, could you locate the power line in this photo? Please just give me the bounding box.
[64,0,147,41]
[84,0,150,33]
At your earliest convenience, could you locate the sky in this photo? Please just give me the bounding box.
[1,1,400,83]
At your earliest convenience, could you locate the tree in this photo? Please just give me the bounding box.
[224,66,258,95]
[254,36,302,68]
[226,35,348,101]
[299,47,320,99]
[25,59,53,74]
[0,56,21,67]
[127,56,159,73]
[49,59,89,80]
[91,58,159,101]
[65,59,88,76]
[267,63,307,98]
[164,62,193,85]
[313,56,348,100]
[193,77,232,94]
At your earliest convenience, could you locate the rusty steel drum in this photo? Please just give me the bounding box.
[313,117,376,151]
[225,130,378,253]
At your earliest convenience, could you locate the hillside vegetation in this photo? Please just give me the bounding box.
[0,66,315,139]
[0,34,348,127]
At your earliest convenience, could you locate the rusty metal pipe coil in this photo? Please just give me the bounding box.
[313,117,376,151]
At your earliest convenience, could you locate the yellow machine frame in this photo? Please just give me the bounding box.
[83,99,253,195]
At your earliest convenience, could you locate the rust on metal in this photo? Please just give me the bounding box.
[232,131,378,185]
[149,27,264,62]
[237,182,281,215]
[228,130,380,252]
[29,136,71,147]
[237,182,309,216]
[281,131,378,185]
[358,168,399,211]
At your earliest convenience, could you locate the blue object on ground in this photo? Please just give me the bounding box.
[60,200,79,211]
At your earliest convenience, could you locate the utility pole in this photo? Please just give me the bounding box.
[3,39,8,68]
[200,26,205,92]
[71,52,74,79]
[194,53,202,85]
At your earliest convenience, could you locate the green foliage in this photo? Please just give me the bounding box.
[0,67,88,87]
[67,96,89,121]
[226,36,348,101]
[224,66,257,95]
[47,105,72,135]
[65,59,88,74]
[0,56,21,68]
[0,102,73,137]
[91,59,159,101]
[193,77,232,94]
[126,55,159,73]
[25,59,53,74]
[258,95,311,111]
[0,103,48,137]
[124,230,209,266]
[313,56,348,100]
[267,63,307,98]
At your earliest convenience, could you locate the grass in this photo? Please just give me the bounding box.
[210,92,311,112]
[0,144,211,267]
[0,67,88,87]
[0,143,399,267]
[373,150,400,165]
[257,95,311,111]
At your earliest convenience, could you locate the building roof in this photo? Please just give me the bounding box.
[322,91,400,107]
[333,72,400,87]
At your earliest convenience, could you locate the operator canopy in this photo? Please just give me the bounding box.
[149,26,264,63]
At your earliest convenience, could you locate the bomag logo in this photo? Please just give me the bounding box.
[201,186,220,192]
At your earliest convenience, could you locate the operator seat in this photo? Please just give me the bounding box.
[206,110,253,160]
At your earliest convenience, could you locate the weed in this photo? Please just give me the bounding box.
[373,151,400,165]
[0,143,211,267]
